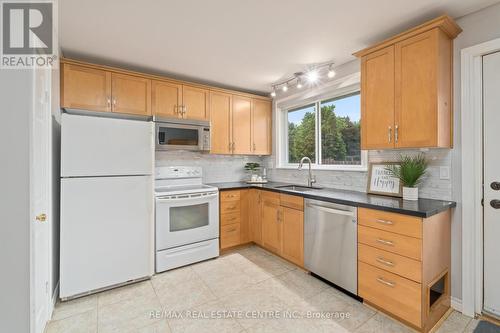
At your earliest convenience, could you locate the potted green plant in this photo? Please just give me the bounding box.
[244,162,261,182]
[385,154,428,201]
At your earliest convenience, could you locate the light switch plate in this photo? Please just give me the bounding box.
[440,166,450,180]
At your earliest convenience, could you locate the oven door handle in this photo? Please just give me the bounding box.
[156,192,218,202]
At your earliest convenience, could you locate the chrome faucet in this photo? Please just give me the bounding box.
[298,157,316,187]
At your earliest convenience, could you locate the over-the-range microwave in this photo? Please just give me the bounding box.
[154,117,210,151]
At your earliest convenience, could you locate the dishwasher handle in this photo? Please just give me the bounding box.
[306,203,356,217]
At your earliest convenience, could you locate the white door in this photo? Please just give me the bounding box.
[483,51,500,318]
[31,68,51,333]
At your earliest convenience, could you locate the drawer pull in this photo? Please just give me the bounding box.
[376,277,396,288]
[376,219,394,225]
[376,257,395,267]
[376,238,394,246]
[226,206,237,211]
[226,228,237,232]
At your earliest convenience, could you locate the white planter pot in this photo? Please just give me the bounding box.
[403,187,419,201]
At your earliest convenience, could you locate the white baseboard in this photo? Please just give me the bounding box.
[451,297,463,313]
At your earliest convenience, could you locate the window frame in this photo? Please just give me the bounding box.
[276,86,367,171]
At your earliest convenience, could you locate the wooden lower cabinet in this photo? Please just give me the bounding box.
[261,192,281,254]
[219,189,249,250]
[249,189,263,245]
[358,207,451,332]
[280,206,304,266]
[219,189,304,267]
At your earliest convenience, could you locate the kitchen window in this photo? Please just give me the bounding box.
[279,91,367,171]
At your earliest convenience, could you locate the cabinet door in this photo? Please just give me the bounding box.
[251,99,272,155]
[232,95,252,154]
[210,91,232,154]
[395,29,438,148]
[61,64,111,112]
[182,85,210,121]
[152,80,182,119]
[361,46,395,149]
[249,189,263,245]
[239,190,250,244]
[111,73,151,116]
[281,207,304,267]
[261,193,281,254]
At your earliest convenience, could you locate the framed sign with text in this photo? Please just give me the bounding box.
[367,162,402,197]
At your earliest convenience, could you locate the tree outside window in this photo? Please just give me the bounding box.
[287,92,361,166]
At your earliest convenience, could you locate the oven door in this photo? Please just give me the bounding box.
[155,191,219,250]
[155,122,202,151]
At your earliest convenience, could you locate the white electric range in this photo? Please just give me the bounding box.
[155,166,219,272]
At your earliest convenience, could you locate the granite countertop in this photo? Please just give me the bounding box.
[208,181,456,218]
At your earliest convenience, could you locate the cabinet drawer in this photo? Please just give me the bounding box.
[221,201,240,214]
[359,262,422,328]
[358,208,422,238]
[358,225,422,260]
[221,212,240,226]
[220,190,240,202]
[358,244,421,282]
[220,223,241,249]
[280,193,304,211]
[261,191,280,205]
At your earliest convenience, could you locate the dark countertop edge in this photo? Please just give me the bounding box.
[209,182,457,218]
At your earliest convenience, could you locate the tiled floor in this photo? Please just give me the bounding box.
[46,245,477,333]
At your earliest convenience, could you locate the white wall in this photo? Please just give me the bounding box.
[451,1,500,302]
[0,70,33,332]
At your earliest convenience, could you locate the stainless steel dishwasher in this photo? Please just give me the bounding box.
[304,198,357,295]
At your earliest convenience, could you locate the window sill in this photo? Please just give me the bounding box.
[275,164,368,172]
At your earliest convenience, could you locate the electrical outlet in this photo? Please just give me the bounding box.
[440,166,450,180]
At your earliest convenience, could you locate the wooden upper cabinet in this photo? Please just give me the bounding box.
[395,29,451,148]
[355,15,461,149]
[152,80,182,119]
[111,73,151,116]
[251,99,272,155]
[182,85,210,121]
[361,46,395,149]
[232,95,252,155]
[210,91,232,154]
[61,63,111,112]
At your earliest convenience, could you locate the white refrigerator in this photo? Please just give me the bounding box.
[60,113,154,299]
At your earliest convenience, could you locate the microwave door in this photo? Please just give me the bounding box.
[156,123,200,150]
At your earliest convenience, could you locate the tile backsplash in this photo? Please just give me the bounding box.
[156,149,452,201]
[263,149,452,200]
[155,151,262,183]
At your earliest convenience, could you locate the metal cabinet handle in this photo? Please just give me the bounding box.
[376,277,396,288]
[388,126,392,143]
[376,219,393,225]
[376,257,395,267]
[491,200,500,209]
[112,98,117,107]
[36,213,47,222]
[107,97,111,109]
[376,238,394,246]
[183,105,187,116]
[491,182,500,191]
[227,228,237,232]
[395,125,399,143]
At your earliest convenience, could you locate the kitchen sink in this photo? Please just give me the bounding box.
[275,185,322,192]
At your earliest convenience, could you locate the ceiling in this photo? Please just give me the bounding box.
[60,0,499,94]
